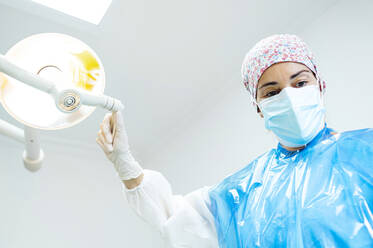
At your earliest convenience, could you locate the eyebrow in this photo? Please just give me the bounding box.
[259,69,312,89]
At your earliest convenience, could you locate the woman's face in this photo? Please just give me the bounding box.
[256,61,319,117]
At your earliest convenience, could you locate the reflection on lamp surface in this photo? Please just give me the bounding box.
[0,33,105,130]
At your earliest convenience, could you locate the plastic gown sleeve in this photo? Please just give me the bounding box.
[123,169,219,248]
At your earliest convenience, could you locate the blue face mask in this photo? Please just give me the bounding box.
[258,85,326,148]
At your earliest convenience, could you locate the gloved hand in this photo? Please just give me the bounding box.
[96,111,143,181]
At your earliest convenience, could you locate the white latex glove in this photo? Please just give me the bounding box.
[96,111,143,180]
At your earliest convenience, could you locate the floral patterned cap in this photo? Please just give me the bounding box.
[241,34,326,106]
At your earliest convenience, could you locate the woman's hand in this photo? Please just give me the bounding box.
[96,111,143,188]
[96,111,129,157]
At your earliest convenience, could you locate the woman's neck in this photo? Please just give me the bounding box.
[281,144,305,151]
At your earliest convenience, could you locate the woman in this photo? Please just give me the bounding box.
[96,34,373,247]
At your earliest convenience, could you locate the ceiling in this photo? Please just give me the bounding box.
[0,0,340,163]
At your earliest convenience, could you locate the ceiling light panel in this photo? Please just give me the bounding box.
[31,0,112,25]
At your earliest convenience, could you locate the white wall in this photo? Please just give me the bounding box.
[0,137,163,248]
[300,0,373,131]
[1,0,373,247]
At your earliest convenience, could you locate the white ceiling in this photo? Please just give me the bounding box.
[0,0,340,162]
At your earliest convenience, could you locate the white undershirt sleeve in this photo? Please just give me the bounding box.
[122,169,218,248]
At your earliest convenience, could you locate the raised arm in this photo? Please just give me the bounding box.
[95,111,218,247]
[96,111,144,187]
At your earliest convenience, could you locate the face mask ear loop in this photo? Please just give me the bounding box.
[318,83,325,107]
[315,73,325,107]
[315,74,327,132]
[248,87,260,112]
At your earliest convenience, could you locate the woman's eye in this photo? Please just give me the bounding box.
[296,81,308,87]
[264,90,280,98]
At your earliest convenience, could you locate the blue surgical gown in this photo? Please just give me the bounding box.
[208,125,373,247]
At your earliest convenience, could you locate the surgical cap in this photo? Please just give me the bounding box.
[241,34,326,106]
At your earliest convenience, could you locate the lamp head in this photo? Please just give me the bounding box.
[0,33,106,130]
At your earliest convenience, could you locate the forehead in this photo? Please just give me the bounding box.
[257,62,311,87]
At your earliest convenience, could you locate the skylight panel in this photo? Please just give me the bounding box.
[31,0,112,25]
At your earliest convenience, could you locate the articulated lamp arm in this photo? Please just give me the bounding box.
[0,54,124,112]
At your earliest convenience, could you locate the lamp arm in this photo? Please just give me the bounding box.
[23,126,44,172]
[0,119,43,172]
[0,54,124,113]
[0,54,58,95]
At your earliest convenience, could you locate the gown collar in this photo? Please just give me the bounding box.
[275,123,336,156]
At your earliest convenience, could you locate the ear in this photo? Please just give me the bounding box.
[257,105,264,118]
